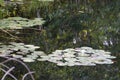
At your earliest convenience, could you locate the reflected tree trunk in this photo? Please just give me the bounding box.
[37,9,43,30]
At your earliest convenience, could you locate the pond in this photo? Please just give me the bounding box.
[0,0,120,80]
[0,32,119,80]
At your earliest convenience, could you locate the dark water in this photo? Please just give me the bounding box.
[21,31,120,80]
[0,28,119,80]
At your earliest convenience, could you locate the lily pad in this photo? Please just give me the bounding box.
[21,57,35,62]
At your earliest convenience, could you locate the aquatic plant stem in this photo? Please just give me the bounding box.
[1,67,15,80]
[0,67,17,80]
[1,56,35,80]
[0,29,22,41]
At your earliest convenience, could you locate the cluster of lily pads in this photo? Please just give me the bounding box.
[0,42,116,66]
[0,17,45,29]
[0,42,46,62]
[43,47,116,66]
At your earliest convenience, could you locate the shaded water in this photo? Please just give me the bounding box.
[0,30,119,80]
[19,31,120,80]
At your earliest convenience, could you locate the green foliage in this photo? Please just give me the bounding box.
[41,0,120,49]
[0,0,54,18]
[0,0,4,6]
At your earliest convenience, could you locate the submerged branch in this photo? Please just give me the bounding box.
[0,29,22,42]
[1,67,15,80]
[0,67,17,80]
